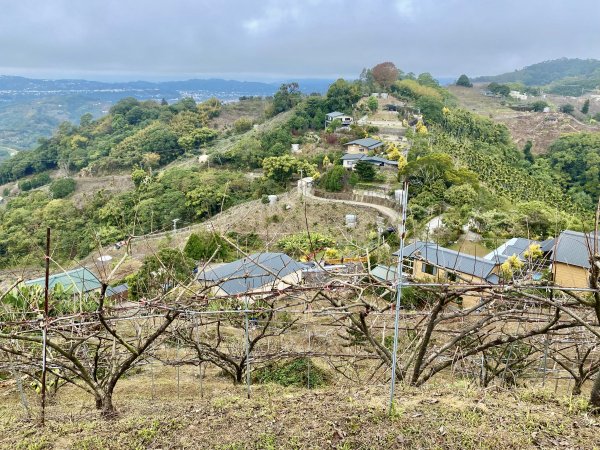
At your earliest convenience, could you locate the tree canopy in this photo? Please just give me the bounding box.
[456,74,473,87]
[371,62,399,88]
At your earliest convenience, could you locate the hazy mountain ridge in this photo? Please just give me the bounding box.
[0,75,333,96]
[0,76,333,150]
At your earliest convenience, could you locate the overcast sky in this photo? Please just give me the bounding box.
[1,0,598,81]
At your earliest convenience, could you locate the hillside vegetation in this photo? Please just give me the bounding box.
[0,66,597,270]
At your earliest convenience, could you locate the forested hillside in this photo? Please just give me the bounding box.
[0,75,333,151]
[475,58,600,86]
[0,68,597,269]
[474,58,600,96]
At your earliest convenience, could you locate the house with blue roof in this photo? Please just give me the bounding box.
[394,241,502,308]
[341,153,398,170]
[344,138,384,154]
[551,230,600,288]
[325,111,353,127]
[196,252,304,299]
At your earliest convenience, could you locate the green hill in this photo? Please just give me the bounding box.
[474,57,600,86]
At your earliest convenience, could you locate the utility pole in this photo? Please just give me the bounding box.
[172,218,180,234]
[389,181,409,414]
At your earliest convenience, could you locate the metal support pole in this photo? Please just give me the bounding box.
[41,227,50,425]
[389,182,408,414]
[542,332,550,387]
[244,298,251,399]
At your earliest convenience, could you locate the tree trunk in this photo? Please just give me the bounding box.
[100,392,116,417]
[411,295,446,385]
[589,373,600,410]
[235,365,243,384]
[572,379,583,396]
[95,390,116,416]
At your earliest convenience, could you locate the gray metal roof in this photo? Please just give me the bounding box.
[395,241,498,282]
[25,268,102,294]
[340,153,397,166]
[341,153,364,161]
[483,237,537,261]
[540,238,555,253]
[106,284,128,297]
[366,156,398,165]
[344,138,383,149]
[370,264,405,282]
[326,111,345,118]
[197,252,304,295]
[553,230,600,269]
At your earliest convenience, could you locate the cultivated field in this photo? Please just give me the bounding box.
[448,85,600,154]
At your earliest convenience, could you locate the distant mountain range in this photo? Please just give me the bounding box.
[473,58,600,96]
[0,75,334,101]
[0,76,334,153]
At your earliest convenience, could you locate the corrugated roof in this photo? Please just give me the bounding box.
[106,284,128,297]
[484,237,537,262]
[370,264,405,282]
[553,230,600,269]
[340,153,397,165]
[366,156,398,165]
[395,241,498,282]
[25,268,102,294]
[344,138,383,149]
[540,238,555,253]
[341,153,365,161]
[197,252,304,295]
[326,111,345,118]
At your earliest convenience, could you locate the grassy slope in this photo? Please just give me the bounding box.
[1,367,598,449]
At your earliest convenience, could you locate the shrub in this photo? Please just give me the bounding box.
[18,172,51,191]
[559,104,574,114]
[233,117,253,134]
[531,100,549,112]
[455,74,473,87]
[184,232,232,261]
[253,358,329,388]
[320,165,346,192]
[49,178,76,198]
[354,161,376,182]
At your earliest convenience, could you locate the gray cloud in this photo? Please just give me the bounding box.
[0,0,598,80]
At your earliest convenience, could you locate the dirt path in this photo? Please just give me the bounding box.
[304,189,400,223]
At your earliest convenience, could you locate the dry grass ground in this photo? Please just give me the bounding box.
[448,85,600,154]
[71,175,134,208]
[210,99,270,131]
[45,190,385,284]
[2,364,599,450]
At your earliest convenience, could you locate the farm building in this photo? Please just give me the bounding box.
[344,138,384,154]
[23,268,127,300]
[341,153,398,169]
[325,111,353,127]
[394,241,501,308]
[551,230,600,289]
